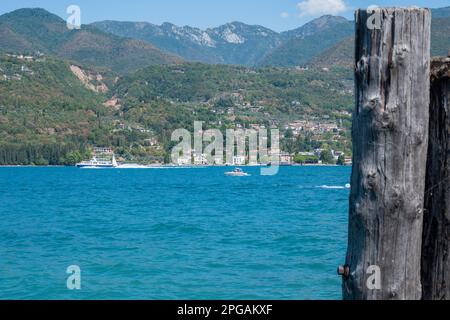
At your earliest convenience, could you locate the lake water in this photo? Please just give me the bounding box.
[0,166,350,300]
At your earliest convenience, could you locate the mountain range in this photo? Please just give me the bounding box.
[93,7,450,68]
[92,20,283,66]
[307,7,450,68]
[1,7,449,72]
[91,15,354,67]
[0,8,181,73]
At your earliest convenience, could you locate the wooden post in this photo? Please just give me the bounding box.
[343,8,431,300]
[421,57,450,300]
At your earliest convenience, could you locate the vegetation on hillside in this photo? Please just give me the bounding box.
[0,8,181,73]
[0,54,354,165]
[309,16,450,68]
[4,7,448,165]
[0,54,106,164]
[115,63,353,111]
[259,19,354,67]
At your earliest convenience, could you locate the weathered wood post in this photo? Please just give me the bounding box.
[421,56,450,300]
[342,8,431,300]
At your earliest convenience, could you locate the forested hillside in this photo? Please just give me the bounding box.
[0,54,353,165]
[0,9,181,73]
[309,9,450,68]
[0,54,104,164]
[1,6,448,165]
[258,16,354,67]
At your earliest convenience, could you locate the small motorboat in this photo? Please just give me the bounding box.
[225,168,250,177]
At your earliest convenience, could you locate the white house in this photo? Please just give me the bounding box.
[193,152,208,165]
[177,156,191,166]
[279,152,293,165]
[233,155,246,166]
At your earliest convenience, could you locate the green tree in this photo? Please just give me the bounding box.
[34,157,49,166]
[320,149,335,164]
[64,151,83,166]
[284,129,294,139]
[294,154,319,164]
[337,154,346,166]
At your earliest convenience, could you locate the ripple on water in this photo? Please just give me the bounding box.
[0,166,350,300]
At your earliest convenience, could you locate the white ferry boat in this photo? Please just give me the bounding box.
[76,148,118,168]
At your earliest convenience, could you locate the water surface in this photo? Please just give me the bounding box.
[0,166,350,299]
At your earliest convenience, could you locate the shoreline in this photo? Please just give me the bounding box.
[0,164,351,168]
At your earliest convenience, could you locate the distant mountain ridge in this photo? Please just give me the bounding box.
[310,7,450,68]
[259,16,354,67]
[91,20,284,66]
[92,15,354,67]
[431,6,450,18]
[0,8,181,73]
[92,7,450,68]
[1,6,449,72]
[281,15,351,39]
[92,15,355,67]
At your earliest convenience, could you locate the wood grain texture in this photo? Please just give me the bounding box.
[344,8,431,300]
[422,57,450,300]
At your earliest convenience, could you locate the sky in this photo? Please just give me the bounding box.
[0,0,449,31]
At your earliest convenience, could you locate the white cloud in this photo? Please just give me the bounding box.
[280,12,290,19]
[297,0,348,17]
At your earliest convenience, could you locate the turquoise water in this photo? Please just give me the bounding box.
[0,166,350,300]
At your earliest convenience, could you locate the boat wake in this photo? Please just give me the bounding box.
[318,184,351,190]
[116,164,150,169]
